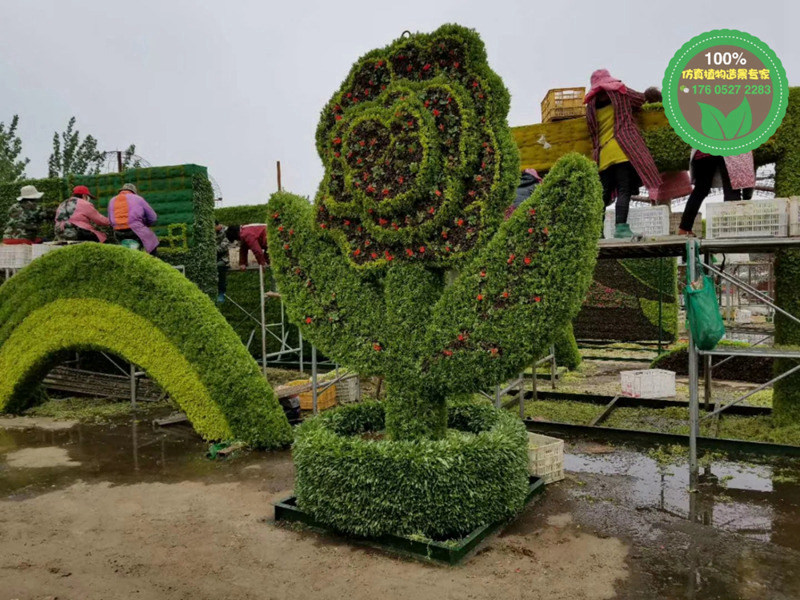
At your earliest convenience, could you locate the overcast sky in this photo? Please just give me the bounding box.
[1,0,795,207]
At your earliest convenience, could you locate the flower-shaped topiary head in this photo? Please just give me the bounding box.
[315,24,519,267]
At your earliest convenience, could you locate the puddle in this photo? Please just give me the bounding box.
[564,441,800,552]
[0,415,287,499]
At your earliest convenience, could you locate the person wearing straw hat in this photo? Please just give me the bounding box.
[108,183,159,254]
[55,185,111,243]
[2,185,47,244]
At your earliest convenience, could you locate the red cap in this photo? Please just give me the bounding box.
[72,185,96,199]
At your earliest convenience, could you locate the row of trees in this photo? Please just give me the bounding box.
[0,115,140,183]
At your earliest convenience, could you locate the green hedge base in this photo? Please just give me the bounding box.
[274,475,544,565]
[293,400,531,539]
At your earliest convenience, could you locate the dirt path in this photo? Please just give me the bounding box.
[1,471,628,600]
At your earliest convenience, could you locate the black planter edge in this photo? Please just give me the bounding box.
[273,475,545,565]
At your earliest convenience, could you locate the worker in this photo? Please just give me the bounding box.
[3,185,46,244]
[226,224,267,270]
[678,151,756,236]
[54,185,110,243]
[108,183,159,254]
[584,69,661,238]
[215,221,230,303]
[506,168,542,219]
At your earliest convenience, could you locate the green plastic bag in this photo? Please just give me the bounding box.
[684,242,725,351]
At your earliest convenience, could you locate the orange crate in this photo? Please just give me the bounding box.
[287,379,338,411]
[541,87,586,123]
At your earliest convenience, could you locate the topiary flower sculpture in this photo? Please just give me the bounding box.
[267,24,603,538]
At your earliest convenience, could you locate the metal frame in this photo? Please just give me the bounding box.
[685,237,800,490]
[481,344,557,420]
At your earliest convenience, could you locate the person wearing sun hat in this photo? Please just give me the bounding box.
[2,184,47,244]
[584,69,661,238]
[54,185,111,243]
[108,183,159,254]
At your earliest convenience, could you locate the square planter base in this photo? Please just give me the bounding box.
[273,475,545,565]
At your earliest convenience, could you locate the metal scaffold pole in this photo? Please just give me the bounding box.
[687,239,700,492]
[259,265,268,378]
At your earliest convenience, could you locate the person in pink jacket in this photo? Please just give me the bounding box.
[54,185,111,243]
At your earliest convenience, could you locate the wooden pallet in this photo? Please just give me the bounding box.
[43,366,164,402]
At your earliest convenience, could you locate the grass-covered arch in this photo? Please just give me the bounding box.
[0,244,292,448]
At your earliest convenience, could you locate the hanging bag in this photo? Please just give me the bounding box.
[684,241,725,351]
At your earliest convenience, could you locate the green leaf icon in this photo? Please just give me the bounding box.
[698,98,753,140]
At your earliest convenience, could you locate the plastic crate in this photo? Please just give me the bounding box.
[604,205,670,239]
[789,197,800,237]
[620,369,676,399]
[527,432,564,484]
[735,309,752,324]
[31,243,58,260]
[669,212,703,236]
[287,379,337,411]
[541,87,585,123]
[335,374,361,404]
[0,244,32,269]
[706,198,789,239]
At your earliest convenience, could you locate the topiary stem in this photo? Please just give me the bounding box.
[384,376,447,441]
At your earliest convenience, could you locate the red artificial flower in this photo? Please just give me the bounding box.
[507,253,515,264]
[305,317,313,324]
[543,227,549,235]
[528,228,534,234]
[385,251,394,261]
[428,207,435,215]
[434,189,442,197]
[272,212,280,219]
[376,59,384,68]
[476,175,483,182]
[422,63,431,71]
[397,176,404,184]
[432,108,440,117]
[289,229,294,235]
[346,92,352,98]
[371,252,378,259]
[333,137,342,145]
[343,220,350,226]
[534,296,541,302]
[472,81,479,88]
[438,123,445,132]
[320,223,327,229]
[468,190,476,197]
[457,219,464,226]
[458,334,464,341]
[407,120,414,127]
[453,62,460,68]
[382,189,390,196]
[419,246,425,253]
[445,246,451,252]
[502,291,509,298]
[529,208,536,215]
[373,343,382,352]
[524,256,532,265]
[442,231,448,239]
[283,243,290,250]
[406,248,414,256]
[366,185,376,193]
[278,225,284,232]
[480,271,486,277]
[392,222,399,230]
[334,152,341,158]
[335,115,342,121]
[359,140,366,147]
[353,249,361,256]
[443,349,453,357]
[490,347,499,355]
[477,294,483,301]
[379,218,388,226]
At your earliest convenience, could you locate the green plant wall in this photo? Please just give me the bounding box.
[0,244,292,448]
[0,164,217,296]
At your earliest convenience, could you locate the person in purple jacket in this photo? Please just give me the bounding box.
[108,183,159,255]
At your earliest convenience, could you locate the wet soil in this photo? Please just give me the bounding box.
[2,415,800,599]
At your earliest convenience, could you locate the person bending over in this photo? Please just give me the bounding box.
[55,185,110,243]
[226,224,268,270]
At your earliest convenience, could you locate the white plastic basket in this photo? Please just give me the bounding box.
[0,245,32,269]
[620,369,676,399]
[604,205,670,239]
[735,309,752,324]
[706,198,789,239]
[669,211,702,236]
[527,432,564,484]
[789,197,800,237]
[335,374,361,404]
[31,243,58,260]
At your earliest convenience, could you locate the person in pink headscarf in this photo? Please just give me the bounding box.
[584,69,661,238]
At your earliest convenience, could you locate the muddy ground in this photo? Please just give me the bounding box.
[2,415,800,600]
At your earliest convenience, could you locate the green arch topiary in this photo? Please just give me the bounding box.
[0,244,292,448]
